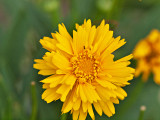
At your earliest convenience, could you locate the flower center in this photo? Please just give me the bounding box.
[71,50,100,83]
[145,42,160,65]
[146,51,160,65]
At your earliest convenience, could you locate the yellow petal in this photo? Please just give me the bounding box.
[52,52,71,69]
[55,32,73,55]
[82,102,88,112]
[117,87,127,97]
[113,90,125,100]
[73,26,89,53]
[42,89,54,99]
[106,36,126,53]
[105,67,135,77]
[93,28,113,54]
[147,29,159,43]
[110,97,119,104]
[96,85,115,101]
[41,75,64,83]
[96,78,117,89]
[104,61,131,70]
[42,83,50,89]
[93,102,102,116]
[152,66,160,85]
[58,23,72,41]
[73,98,81,110]
[40,37,57,52]
[79,107,87,120]
[115,54,133,63]
[104,76,131,86]
[44,93,61,103]
[83,84,94,103]
[85,83,101,102]
[83,19,92,31]
[135,59,150,81]
[72,110,79,120]
[34,52,57,75]
[88,26,96,48]
[56,84,71,102]
[87,103,95,120]
[42,85,60,100]
[133,40,151,58]
[99,100,113,117]
[106,101,115,114]
[79,84,87,102]
[38,70,56,76]
[100,53,114,67]
[61,91,74,113]
[64,74,76,86]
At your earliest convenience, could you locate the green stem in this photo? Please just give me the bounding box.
[138,106,146,120]
[30,81,38,120]
[60,113,68,120]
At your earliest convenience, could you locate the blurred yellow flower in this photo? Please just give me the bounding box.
[133,29,160,85]
[34,19,134,120]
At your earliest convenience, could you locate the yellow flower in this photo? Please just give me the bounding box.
[133,29,160,85]
[34,19,135,120]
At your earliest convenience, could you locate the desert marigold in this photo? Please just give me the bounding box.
[34,19,135,120]
[133,29,160,85]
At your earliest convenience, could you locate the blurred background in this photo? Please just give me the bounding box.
[0,0,160,120]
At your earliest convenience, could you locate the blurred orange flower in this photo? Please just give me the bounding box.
[133,29,160,85]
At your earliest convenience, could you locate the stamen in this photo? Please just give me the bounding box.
[72,49,100,83]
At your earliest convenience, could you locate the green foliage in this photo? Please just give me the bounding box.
[0,0,160,119]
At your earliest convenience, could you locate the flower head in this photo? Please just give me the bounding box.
[34,19,135,120]
[133,29,160,85]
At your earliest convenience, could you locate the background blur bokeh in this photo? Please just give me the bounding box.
[0,0,160,120]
